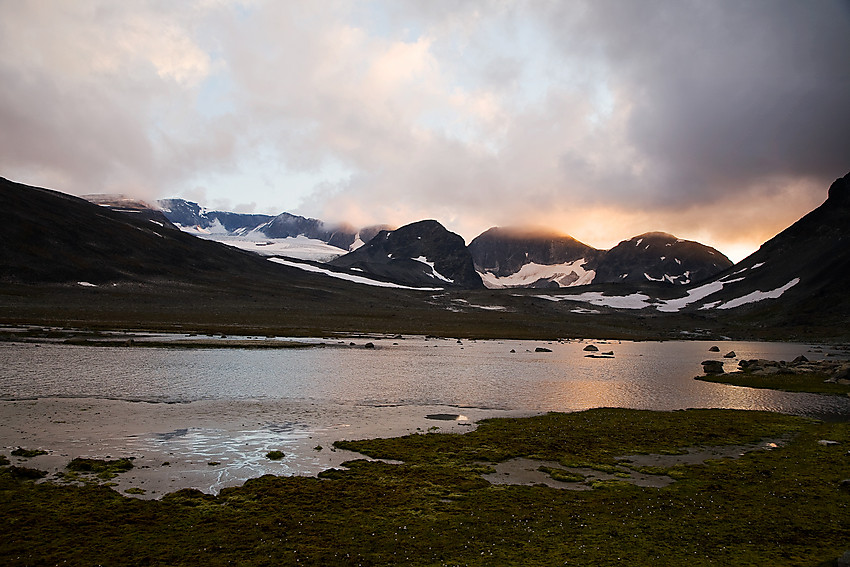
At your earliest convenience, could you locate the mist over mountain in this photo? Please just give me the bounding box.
[159,198,361,248]
[469,227,731,289]
[468,228,601,288]
[158,198,273,235]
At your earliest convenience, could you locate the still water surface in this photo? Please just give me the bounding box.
[2,337,848,418]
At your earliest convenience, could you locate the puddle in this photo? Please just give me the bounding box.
[480,437,788,490]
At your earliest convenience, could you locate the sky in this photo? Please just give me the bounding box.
[2,1,849,262]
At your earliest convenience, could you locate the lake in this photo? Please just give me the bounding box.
[2,336,848,418]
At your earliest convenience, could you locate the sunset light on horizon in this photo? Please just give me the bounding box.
[2,1,849,262]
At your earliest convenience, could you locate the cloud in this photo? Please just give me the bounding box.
[1,0,848,261]
[301,0,850,257]
[0,1,224,198]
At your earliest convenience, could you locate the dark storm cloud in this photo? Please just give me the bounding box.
[543,0,850,205]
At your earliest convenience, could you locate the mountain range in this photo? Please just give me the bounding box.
[157,198,391,260]
[152,198,732,290]
[2,171,848,340]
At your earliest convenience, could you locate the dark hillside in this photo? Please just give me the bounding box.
[705,172,850,331]
[331,220,483,289]
[1,177,311,284]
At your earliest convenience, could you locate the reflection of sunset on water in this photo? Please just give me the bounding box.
[2,337,847,419]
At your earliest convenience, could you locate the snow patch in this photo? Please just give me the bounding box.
[716,278,800,310]
[479,259,595,289]
[645,271,690,285]
[77,281,97,287]
[654,278,745,312]
[546,274,796,313]
[452,299,508,311]
[540,292,653,310]
[268,258,442,290]
[176,224,348,262]
[414,256,454,283]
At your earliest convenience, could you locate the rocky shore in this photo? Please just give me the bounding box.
[702,355,850,382]
[698,355,850,397]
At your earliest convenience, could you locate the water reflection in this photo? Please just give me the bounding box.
[1,338,848,418]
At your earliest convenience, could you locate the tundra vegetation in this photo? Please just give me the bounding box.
[1,408,849,565]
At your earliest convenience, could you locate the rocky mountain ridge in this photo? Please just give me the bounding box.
[589,232,732,286]
[468,227,601,288]
[3,172,850,339]
[153,198,732,290]
[468,227,731,290]
[330,220,483,289]
[157,198,391,252]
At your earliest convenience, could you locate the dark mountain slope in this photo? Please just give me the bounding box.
[84,194,178,229]
[0,177,327,285]
[591,232,733,286]
[682,171,850,328]
[330,220,483,289]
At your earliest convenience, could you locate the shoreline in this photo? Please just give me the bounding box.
[0,396,532,499]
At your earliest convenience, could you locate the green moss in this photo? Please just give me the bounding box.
[696,371,850,396]
[537,466,585,483]
[10,447,48,458]
[625,464,674,476]
[265,451,285,460]
[66,457,134,480]
[1,465,48,480]
[588,479,631,490]
[0,454,10,466]
[1,409,847,566]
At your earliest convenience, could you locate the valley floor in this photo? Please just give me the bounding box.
[2,407,849,565]
[1,280,846,343]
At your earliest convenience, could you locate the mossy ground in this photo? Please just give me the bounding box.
[1,408,849,565]
[65,457,135,480]
[696,371,850,396]
[10,448,47,458]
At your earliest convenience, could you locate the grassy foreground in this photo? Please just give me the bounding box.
[696,372,850,396]
[2,408,849,566]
